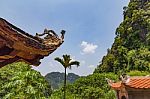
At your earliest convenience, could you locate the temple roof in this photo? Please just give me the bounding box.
[109,76,150,90]
[126,77,150,89]
[0,18,65,67]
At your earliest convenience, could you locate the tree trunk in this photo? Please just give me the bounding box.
[64,67,66,99]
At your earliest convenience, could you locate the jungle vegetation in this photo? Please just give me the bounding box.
[0,62,52,99]
[0,0,150,99]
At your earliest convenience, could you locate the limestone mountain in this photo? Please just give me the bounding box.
[95,0,150,73]
[45,72,80,89]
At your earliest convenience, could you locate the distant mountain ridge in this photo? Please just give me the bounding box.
[45,72,80,89]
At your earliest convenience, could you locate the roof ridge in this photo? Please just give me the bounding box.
[0,18,41,42]
[130,76,150,79]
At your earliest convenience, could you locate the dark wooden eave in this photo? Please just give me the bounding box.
[0,18,64,67]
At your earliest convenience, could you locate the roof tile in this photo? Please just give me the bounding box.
[111,76,150,89]
[126,77,150,89]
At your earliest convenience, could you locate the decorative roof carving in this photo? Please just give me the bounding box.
[0,18,65,67]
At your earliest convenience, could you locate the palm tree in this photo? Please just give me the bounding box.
[54,54,80,99]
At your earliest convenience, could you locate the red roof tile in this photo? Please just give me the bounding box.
[111,76,150,89]
[126,77,150,89]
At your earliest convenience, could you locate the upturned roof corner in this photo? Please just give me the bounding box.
[0,18,65,67]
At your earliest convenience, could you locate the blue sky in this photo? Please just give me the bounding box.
[0,0,129,76]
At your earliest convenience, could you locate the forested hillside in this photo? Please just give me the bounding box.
[45,72,80,89]
[95,0,150,73]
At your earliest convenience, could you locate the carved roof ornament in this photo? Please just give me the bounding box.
[35,28,65,46]
[0,18,65,67]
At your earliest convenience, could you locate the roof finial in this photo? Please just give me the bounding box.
[120,74,130,84]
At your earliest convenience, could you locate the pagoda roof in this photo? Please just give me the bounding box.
[0,18,65,67]
[108,76,150,90]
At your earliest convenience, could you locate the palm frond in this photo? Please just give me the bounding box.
[54,57,65,67]
[69,61,80,69]
[63,55,71,62]
[55,55,80,69]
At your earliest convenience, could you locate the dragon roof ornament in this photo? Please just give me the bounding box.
[0,18,65,67]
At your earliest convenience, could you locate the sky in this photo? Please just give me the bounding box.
[0,0,129,76]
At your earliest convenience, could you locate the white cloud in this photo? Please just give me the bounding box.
[70,56,76,62]
[88,65,95,69]
[81,41,98,54]
[81,60,85,65]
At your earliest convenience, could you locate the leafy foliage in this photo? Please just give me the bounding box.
[1,1,150,99]
[51,73,118,99]
[0,62,52,99]
[127,70,149,76]
[55,55,80,69]
[50,70,150,99]
[95,0,150,73]
[68,73,118,99]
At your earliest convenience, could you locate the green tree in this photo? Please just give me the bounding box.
[65,73,118,99]
[54,54,80,99]
[127,70,149,76]
[95,0,150,73]
[0,62,52,99]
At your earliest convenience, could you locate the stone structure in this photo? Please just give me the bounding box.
[107,75,150,99]
[0,18,65,67]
